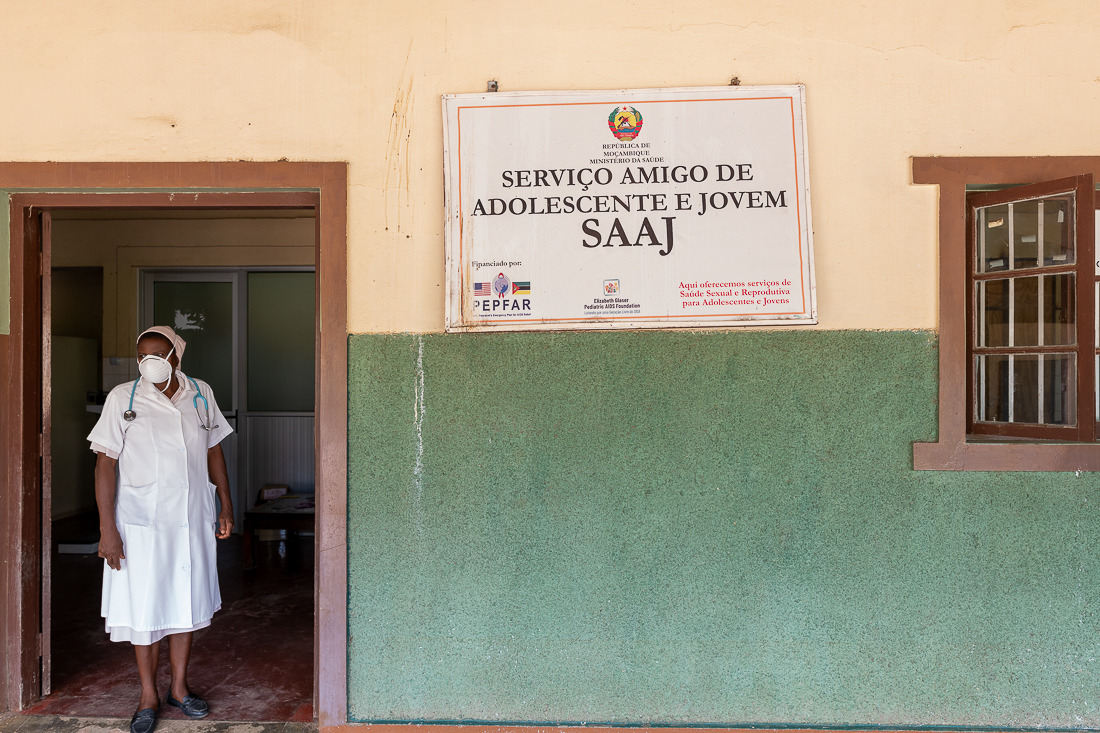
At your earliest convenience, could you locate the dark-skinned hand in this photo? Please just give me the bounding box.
[98,526,126,570]
[217,509,235,539]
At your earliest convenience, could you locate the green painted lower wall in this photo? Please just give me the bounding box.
[347,330,1100,727]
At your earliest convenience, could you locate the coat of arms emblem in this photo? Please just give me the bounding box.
[608,106,643,141]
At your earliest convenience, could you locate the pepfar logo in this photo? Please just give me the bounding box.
[492,272,511,298]
[472,274,532,298]
[472,272,533,317]
[608,106,643,141]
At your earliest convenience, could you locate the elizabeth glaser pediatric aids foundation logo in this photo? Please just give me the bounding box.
[608,106,643,141]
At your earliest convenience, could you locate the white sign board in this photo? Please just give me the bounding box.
[443,85,816,332]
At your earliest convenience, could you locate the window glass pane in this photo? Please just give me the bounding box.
[980,279,1009,347]
[1013,355,1039,423]
[1042,197,1073,265]
[982,204,1009,272]
[979,354,1009,422]
[153,280,234,409]
[1043,273,1075,346]
[1043,354,1076,425]
[1013,200,1039,269]
[247,272,316,412]
[971,187,1081,434]
[1013,276,1039,346]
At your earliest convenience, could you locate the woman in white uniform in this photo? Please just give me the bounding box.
[88,326,234,733]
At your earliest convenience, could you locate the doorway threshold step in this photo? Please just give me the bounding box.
[0,714,316,732]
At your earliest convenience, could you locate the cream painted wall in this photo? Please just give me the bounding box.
[4,2,1100,332]
[52,218,314,357]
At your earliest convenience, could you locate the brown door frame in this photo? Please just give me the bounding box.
[0,163,348,727]
[39,210,52,699]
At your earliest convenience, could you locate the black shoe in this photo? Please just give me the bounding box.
[129,706,158,733]
[166,691,209,719]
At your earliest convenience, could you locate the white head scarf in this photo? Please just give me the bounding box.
[136,325,187,366]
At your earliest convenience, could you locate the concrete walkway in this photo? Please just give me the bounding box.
[0,713,316,732]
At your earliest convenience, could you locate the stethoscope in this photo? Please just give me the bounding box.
[124,375,219,431]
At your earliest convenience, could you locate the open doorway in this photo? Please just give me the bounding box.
[4,195,334,724]
[0,167,348,727]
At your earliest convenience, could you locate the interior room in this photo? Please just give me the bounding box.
[33,209,318,723]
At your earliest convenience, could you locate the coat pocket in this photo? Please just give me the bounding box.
[203,481,219,526]
[116,482,157,527]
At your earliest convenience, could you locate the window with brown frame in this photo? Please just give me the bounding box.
[966,175,1096,442]
[912,158,1100,471]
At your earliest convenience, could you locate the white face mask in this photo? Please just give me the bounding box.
[138,348,175,388]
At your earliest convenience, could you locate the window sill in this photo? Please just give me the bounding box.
[914,438,1100,471]
[964,433,1092,444]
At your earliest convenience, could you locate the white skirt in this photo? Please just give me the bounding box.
[106,609,218,645]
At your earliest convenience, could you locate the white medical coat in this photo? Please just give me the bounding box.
[87,371,232,633]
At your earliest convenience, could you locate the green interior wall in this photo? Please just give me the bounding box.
[348,330,1100,727]
[247,271,316,411]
